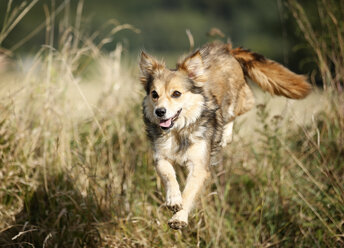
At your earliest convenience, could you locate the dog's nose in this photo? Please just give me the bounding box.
[155,108,166,117]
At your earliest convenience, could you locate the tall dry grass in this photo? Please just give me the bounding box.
[0,0,343,247]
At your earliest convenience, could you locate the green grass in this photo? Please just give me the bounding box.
[0,0,343,247]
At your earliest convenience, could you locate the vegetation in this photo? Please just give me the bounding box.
[0,0,321,74]
[0,0,343,247]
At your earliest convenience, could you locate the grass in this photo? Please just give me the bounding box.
[0,0,343,247]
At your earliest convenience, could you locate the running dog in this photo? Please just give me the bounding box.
[139,42,311,230]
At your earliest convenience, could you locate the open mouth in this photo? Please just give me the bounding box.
[159,109,182,130]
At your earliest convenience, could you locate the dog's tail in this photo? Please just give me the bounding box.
[231,47,311,99]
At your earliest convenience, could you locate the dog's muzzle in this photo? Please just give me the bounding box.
[159,109,182,130]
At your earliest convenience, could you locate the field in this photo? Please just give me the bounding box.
[0,1,343,247]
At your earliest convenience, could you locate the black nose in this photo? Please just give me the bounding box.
[155,108,166,117]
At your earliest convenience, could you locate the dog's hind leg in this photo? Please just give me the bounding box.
[221,121,234,147]
[156,159,183,213]
[168,141,209,230]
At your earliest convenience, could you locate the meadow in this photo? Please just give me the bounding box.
[0,0,343,247]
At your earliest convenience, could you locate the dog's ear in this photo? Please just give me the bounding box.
[139,51,165,93]
[179,51,207,83]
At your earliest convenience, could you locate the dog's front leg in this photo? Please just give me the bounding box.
[156,159,183,213]
[168,142,209,229]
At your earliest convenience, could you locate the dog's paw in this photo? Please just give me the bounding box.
[168,219,187,230]
[166,191,183,213]
[168,210,188,230]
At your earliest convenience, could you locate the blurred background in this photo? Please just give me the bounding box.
[0,0,317,74]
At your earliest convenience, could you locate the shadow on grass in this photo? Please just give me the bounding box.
[0,173,103,248]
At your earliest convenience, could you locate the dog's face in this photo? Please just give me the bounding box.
[140,51,206,131]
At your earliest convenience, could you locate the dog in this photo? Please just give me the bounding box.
[139,42,311,230]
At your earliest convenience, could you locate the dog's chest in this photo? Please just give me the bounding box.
[154,128,206,165]
[154,135,188,165]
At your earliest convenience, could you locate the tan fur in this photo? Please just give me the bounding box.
[139,42,311,230]
[230,47,311,99]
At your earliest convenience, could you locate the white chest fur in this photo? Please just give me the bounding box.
[153,126,209,167]
[154,134,188,165]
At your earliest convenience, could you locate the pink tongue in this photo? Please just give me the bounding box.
[159,118,172,127]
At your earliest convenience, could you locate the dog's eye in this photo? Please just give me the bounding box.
[151,90,159,99]
[171,91,181,98]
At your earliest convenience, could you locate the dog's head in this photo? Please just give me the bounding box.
[140,51,207,131]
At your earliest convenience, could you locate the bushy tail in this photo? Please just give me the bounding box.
[231,47,311,99]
